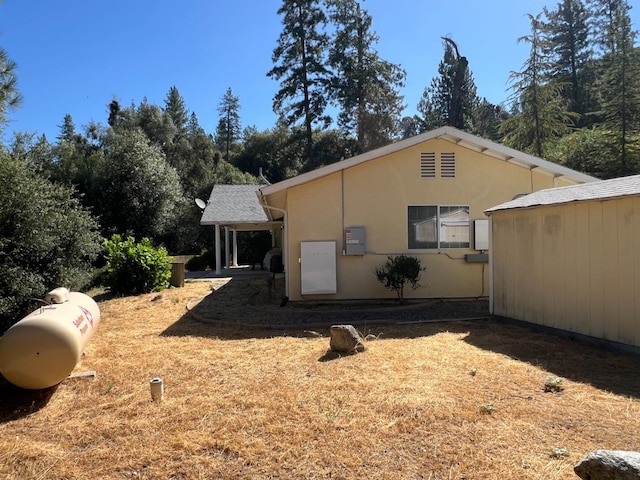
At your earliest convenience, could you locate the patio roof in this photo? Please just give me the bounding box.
[199,184,281,231]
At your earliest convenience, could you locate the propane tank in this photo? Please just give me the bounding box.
[0,289,100,390]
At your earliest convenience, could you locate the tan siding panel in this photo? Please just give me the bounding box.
[588,202,604,340]
[562,204,579,332]
[616,198,636,345]
[492,214,513,317]
[573,203,592,335]
[542,211,563,327]
[601,201,619,342]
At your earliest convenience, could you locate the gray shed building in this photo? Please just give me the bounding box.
[486,175,640,350]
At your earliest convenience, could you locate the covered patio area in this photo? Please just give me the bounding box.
[198,184,284,276]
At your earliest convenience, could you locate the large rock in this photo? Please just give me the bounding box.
[574,450,640,480]
[329,325,366,353]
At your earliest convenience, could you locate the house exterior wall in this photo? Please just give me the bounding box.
[280,138,569,301]
[490,196,640,348]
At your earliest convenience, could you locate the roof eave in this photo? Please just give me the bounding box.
[259,126,599,197]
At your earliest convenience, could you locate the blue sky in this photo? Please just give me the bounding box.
[1,0,638,143]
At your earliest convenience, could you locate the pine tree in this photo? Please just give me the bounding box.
[0,48,22,133]
[267,0,331,164]
[214,88,242,162]
[163,86,189,137]
[326,0,405,151]
[544,0,593,121]
[500,14,577,157]
[416,37,478,132]
[588,0,639,175]
[57,114,76,142]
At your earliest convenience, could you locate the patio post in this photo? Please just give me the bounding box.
[232,230,238,267]
[224,227,230,269]
[215,224,221,275]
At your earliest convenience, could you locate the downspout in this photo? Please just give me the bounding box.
[258,196,289,300]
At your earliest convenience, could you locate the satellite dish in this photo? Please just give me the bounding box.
[195,198,206,210]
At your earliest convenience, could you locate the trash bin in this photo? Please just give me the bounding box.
[170,262,185,287]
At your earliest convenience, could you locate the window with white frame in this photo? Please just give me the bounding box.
[408,205,470,249]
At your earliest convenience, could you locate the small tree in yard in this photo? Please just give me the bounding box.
[375,255,424,303]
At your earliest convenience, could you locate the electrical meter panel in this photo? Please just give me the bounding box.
[344,227,366,255]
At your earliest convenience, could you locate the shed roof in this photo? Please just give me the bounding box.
[200,184,277,229]
[259,126,599,198]
[486,174,640,214]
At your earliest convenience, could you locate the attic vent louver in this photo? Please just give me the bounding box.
[420,152,436,178]
[441,152,455,178]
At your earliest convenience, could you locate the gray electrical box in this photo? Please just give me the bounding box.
[345,227,366,255]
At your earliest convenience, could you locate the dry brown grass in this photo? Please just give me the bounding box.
[1,278,640,480]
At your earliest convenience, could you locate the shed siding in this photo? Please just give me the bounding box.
[492,196,640,348]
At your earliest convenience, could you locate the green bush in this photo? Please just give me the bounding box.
[103,235,172,295]
[374,255,425,303]
[0,155,102,333]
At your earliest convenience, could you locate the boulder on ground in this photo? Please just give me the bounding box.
[329,325,366,353]
[574,450,640,480]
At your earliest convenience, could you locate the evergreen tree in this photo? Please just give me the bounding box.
[326,0,405,151]
[267,0,331,163]
[187,111,204,137]
[500,14,577,157]
[57,114,76,142]
[0,47,22,134]
[586,0,634,55]
[214,87,242,162]
[163,86,189,137]
[588,0,639,175]
[416,37,478,132]
[544,0,593,121]
[471,98,509,141]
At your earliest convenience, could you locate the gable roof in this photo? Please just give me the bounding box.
[200,184,275,228]
[259,126,599,197]
[486,174,640,214]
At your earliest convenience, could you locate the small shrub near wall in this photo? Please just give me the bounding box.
[374,255,425,303]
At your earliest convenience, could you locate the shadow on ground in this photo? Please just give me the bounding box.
[0,375,59,423]
[460,318,640,399]
[162,277,640,399]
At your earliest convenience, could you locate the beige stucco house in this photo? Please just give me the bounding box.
[254,126,598,302]
[486,174,640,350]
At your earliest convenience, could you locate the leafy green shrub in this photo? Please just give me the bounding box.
[103,235,172,295]
[0,155,102,333]
[374,255,425,303]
